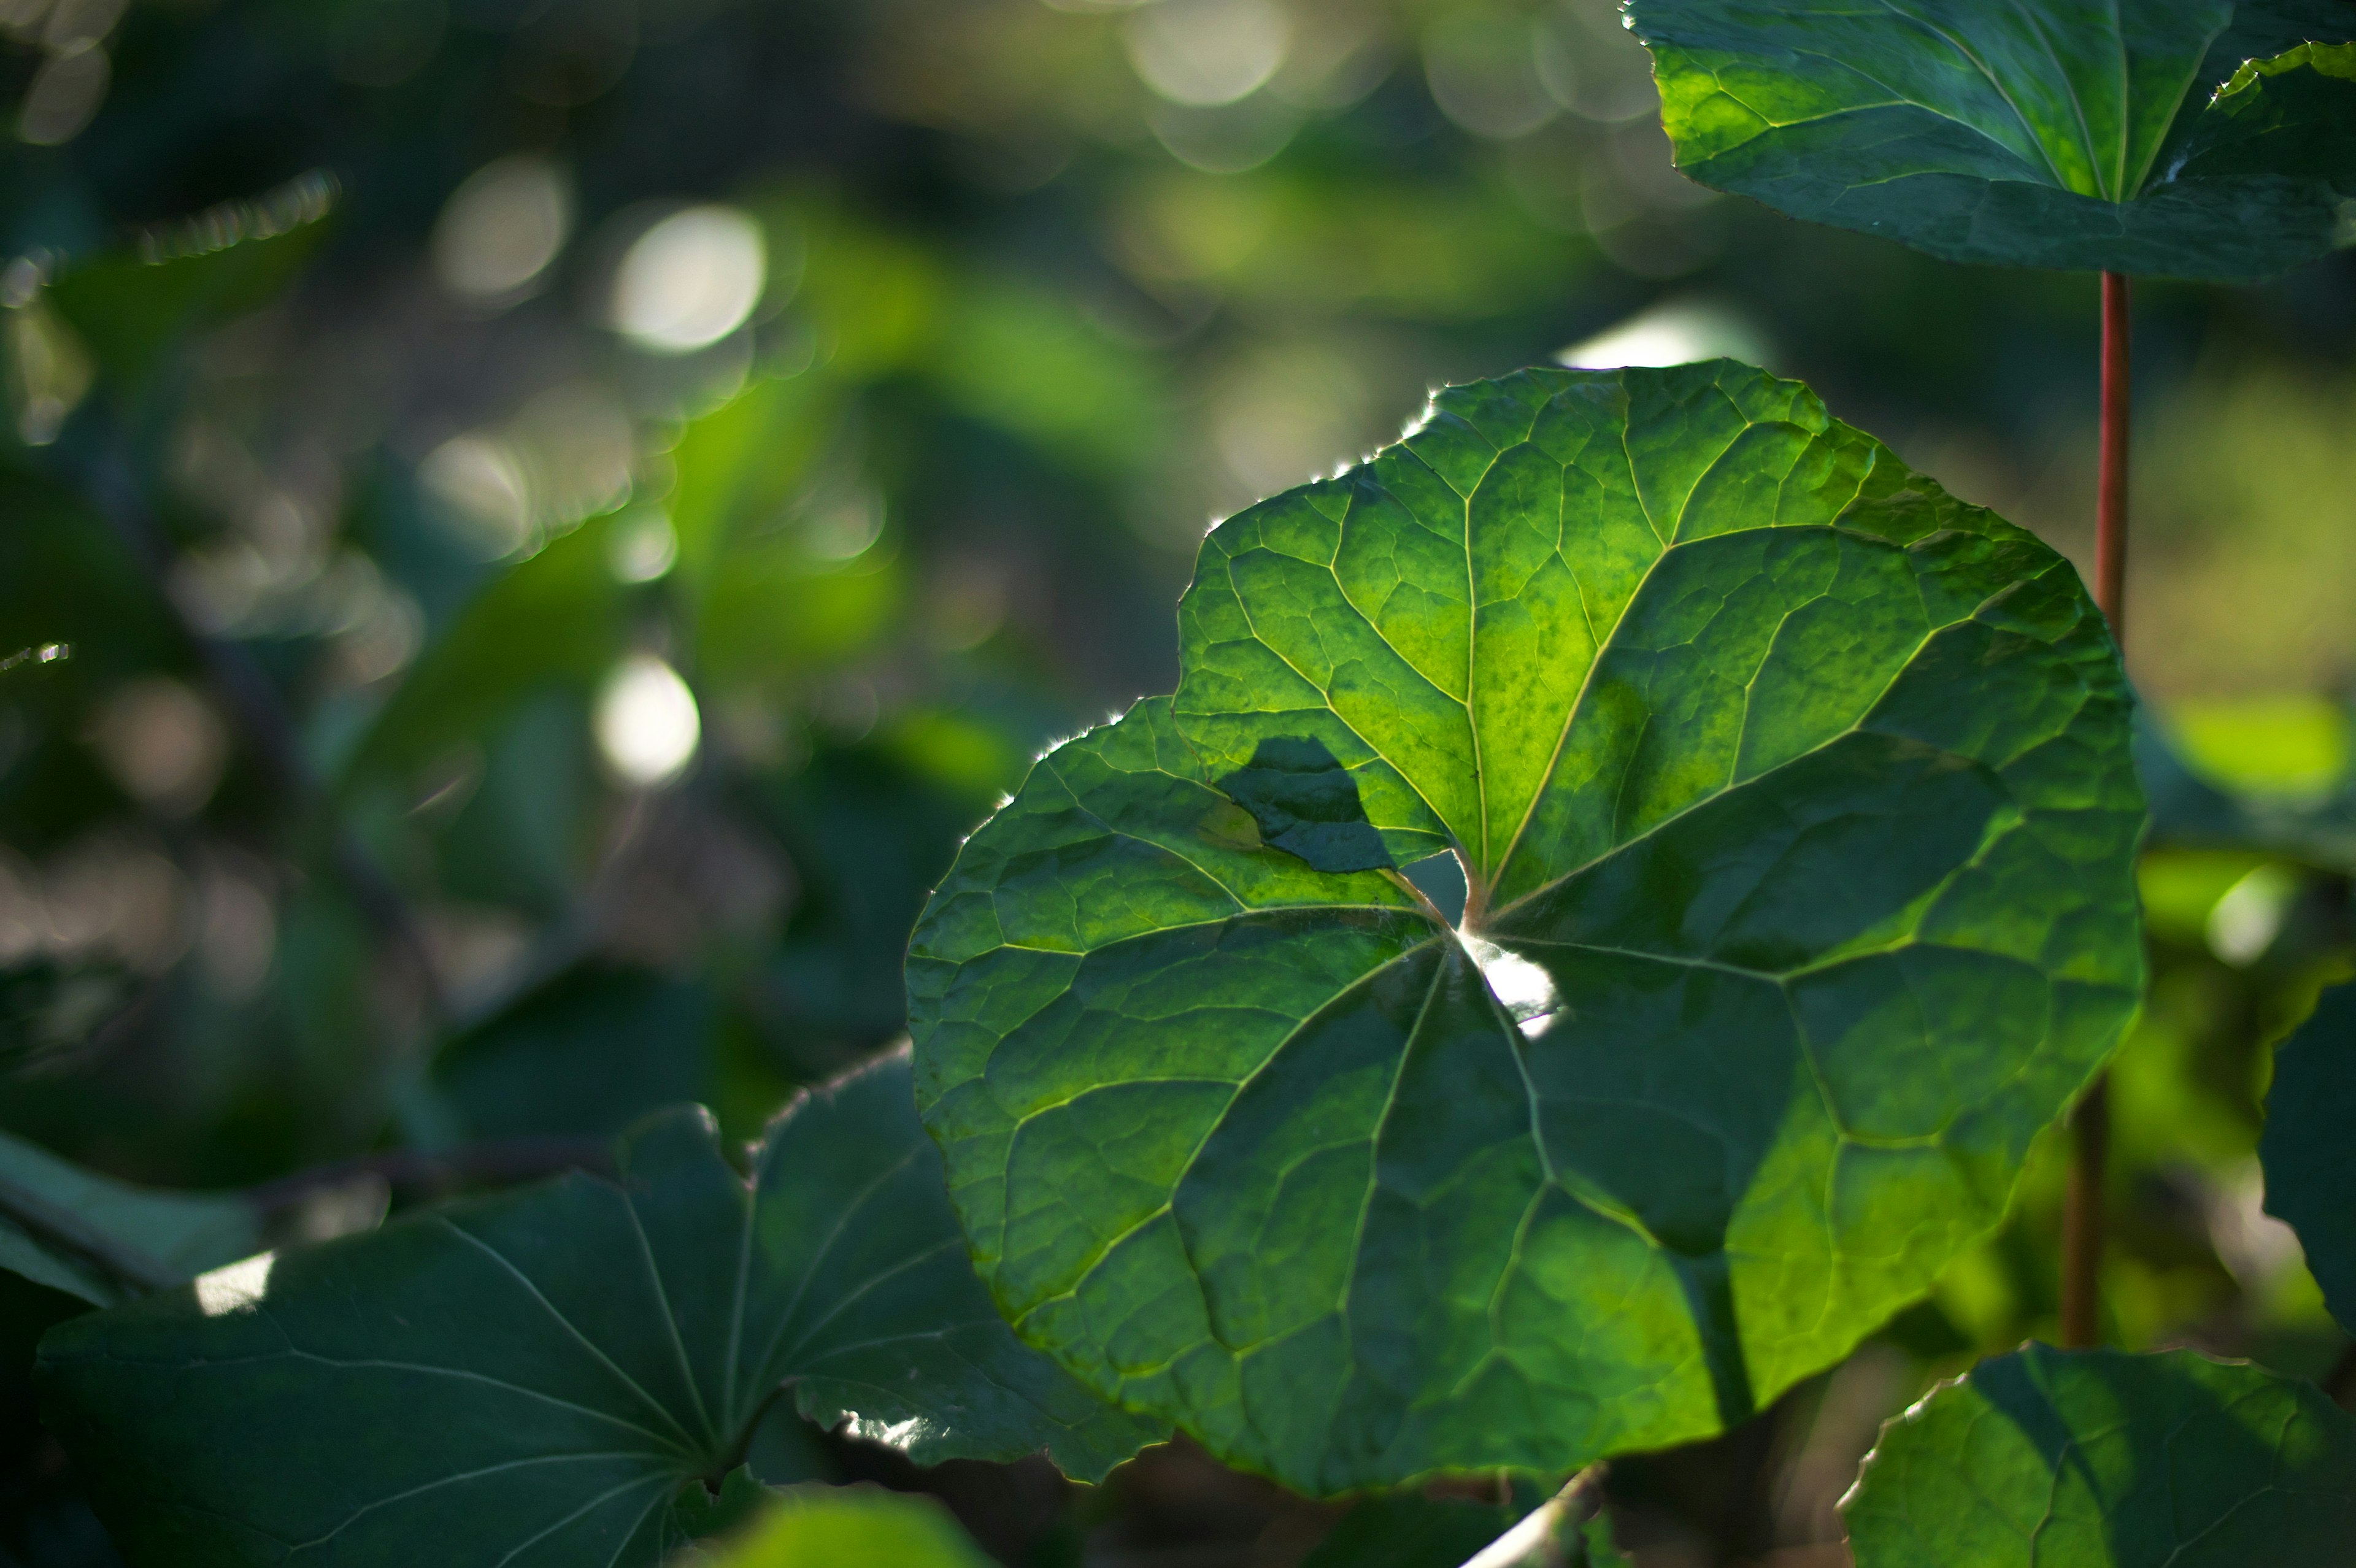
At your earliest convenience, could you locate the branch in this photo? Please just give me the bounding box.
[243,1137,614,1214]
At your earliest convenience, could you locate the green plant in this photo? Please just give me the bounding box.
[907,360,2145,1493]
[6,3,2356,1565]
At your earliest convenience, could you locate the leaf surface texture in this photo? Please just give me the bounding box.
[908,363,2146,1491]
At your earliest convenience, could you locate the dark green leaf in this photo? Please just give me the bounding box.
[908,363,2145,1493]
[1843,1344,2356,1565]
[433,964,721,1142]
[337,516,625,791]
[1218,735,1397,874]
[1626,3,2356,280]
[0,1130,258,1309]
[37,1049,1159,1566]
[49,196,329,390]
[2262,981,2356,1334]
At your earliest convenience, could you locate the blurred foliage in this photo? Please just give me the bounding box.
[0,0,2344,1562]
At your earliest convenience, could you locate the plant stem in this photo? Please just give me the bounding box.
[1458,1466,1605,1568]
[2061,272,2132,1350]
[242,1137,615,1213]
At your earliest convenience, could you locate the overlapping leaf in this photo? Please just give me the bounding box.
[37,1050,1158,1567]
[1625,1,2356,280]
[908,363,2145,1493]
[2262,981,2356,1334]
[1843,1345,2356,1564]
[0,1130,258,1308]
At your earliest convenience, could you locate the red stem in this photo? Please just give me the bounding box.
[2061,272,2130,1351]
[2095,272,2131,639]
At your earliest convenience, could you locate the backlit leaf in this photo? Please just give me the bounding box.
[907,363,2145,1493]
[37,1049,1158,1567]
[1842,1344,2356,1564]
[1625,2,2356,280]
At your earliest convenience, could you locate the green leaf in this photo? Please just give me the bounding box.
[0,1130,260,1309]
[692,1483,995,1568]
[48,187,331,390]
[1579,1510,1632,1568]
[907,363,2144,1493]
[338,515,626,791]
[1842,1344,2356,1565]
[1625,2,2356,280]
[433,964,723,1142]
[2262,981,2356,1335]
[37,1050,1160,1566]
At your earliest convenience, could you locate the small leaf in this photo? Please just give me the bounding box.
[691,1484,995,1568]
[0,1129,258,1309]
[37,1049,1160,1567]
[1842,1344,2356,1565]
[2262,981,2356,1334]
[1625,2,2356,280]
[909,364,2145,1493]
[1578,1510,1632,1568]
[1217,735,1398,873]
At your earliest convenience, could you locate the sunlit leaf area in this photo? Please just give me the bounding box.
[0,1,2352,1564]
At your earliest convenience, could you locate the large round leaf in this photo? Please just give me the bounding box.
[1843,1345,2356,1565]
[908,363,2144,1493]
[2262,981,2356,1334]
[37,1050,1158,1567]
[1625,2,2356,280]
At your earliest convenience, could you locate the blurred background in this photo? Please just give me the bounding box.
[0,1,2352,1564]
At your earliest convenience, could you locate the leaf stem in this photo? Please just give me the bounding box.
[2062,271,2131,1351]
[1455,1465,1605,1568]
[242,1137,615,1213]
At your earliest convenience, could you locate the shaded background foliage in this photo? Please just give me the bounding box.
[0,0,2350,1563]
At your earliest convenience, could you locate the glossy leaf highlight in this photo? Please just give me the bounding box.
[37,1050,1157,1567]
[908,363,2145,1493]
[1626,2,2356,280]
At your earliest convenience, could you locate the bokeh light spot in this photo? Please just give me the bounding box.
[1125,0,1289,107]
[431,155,573,304]
[609,206,766,353]
[595,654,701,787]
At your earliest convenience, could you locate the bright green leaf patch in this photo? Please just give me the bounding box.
[2262,982,2356,1335]
[693,1483,995,1568]
[1625,1,2356,280]
[37,1050,1158,1567]
[1843,1344,2356,1565]
[907,363,2145,1493]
